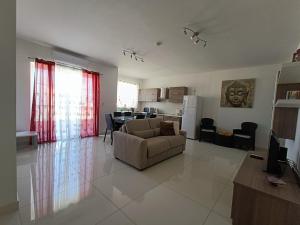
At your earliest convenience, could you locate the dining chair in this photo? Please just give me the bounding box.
[113,112,122,117]
[104,113,118,145]
[123,111,132,117]
[136,114,146,119]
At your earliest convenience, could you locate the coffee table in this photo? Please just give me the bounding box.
[215,130,233,148]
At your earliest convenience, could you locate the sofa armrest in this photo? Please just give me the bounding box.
[113,131,148,170]
[179,130,187,138]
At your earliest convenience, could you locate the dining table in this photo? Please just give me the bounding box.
[113,116,134,125]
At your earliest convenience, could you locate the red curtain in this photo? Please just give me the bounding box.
[30,59,56,143]
[80,70,100,138]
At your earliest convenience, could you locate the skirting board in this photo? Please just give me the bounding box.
[0,201,19,215]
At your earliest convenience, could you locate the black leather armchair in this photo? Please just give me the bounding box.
[199,118,216,143]
[233,122,257,150]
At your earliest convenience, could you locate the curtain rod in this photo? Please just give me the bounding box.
[27,57,103,76]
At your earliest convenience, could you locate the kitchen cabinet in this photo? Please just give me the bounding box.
[168,87,188,103]
[138,88,160,102]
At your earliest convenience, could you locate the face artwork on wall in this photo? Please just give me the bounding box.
[220,78,256,108]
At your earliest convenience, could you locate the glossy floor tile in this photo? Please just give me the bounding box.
[122,185,210,225]
[96,211,134,225]
[213,184,234,218]
[93,167,159,208]
[0,137,248,225]
[204,212,232,225]
[19,185,117,225]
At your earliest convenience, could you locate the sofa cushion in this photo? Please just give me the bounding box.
[131,129,154,139]
[234,134,251,139]
[160,121,175,136]
[153,128,160,137]
[148,118,163,129]
[126,119,151,133]
[147,136,170,158]
[160,135,186,148]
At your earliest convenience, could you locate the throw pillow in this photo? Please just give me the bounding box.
[160,121,175,136]
[165,121,180,135]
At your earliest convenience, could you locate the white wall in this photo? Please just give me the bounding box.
[141,64,281,148]
[16,38,118,134]
[118,75,143,87]
[0,0,18,210]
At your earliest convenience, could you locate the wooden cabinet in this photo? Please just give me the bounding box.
[232,152,300,225]
[168,87,188,103]
[138,88,160,102]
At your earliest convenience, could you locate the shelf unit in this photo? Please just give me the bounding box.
[272,65,300,140]
[275,99,300,108]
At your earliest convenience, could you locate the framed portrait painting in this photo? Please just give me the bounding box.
[220,79,256,108]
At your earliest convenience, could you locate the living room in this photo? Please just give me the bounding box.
[1,1,300,225]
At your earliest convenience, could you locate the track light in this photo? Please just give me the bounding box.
[122,49,145,62]
[191,32,199,40]
[183,27,207,47]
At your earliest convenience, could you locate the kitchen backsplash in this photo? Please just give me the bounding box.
[138,101,183,115]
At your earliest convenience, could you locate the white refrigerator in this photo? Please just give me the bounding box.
[182,96,202,139]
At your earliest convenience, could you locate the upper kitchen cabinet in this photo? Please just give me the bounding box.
[168,87,188,103]
[138,88,161,102]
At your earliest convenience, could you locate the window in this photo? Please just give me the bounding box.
[117,80,138,109]
[30,61,100,142]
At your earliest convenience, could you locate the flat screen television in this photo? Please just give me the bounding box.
[266,132,282,175]
[267,131,300,184]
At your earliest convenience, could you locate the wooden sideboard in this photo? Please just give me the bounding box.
[232,152,300,225]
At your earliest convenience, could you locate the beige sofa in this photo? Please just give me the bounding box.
[113,118,186,170]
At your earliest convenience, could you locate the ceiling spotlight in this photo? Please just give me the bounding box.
[183,27,207,47]
[122,49,144,63]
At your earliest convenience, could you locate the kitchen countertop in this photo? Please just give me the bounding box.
[156,113,182,118]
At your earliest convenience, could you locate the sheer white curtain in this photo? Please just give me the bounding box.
[117,81,138,108]
[55,65,82,140]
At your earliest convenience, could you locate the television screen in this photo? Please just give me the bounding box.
[266,132,281,175]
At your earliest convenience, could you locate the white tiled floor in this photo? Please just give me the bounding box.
[1,137,247,225]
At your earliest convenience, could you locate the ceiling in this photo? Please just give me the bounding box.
[17,0,300,79]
